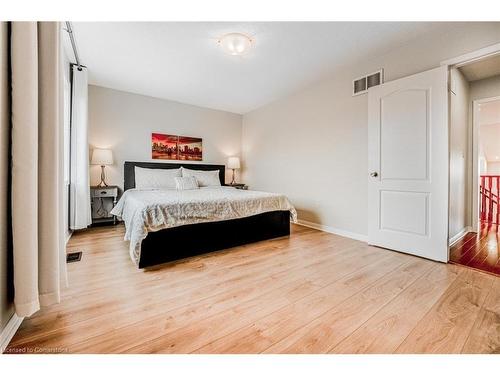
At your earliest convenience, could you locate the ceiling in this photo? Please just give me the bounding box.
[459,53,500,82]
[71,22,456,114]
[479,100,500,162]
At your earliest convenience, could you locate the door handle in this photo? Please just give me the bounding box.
[370,172,378,177]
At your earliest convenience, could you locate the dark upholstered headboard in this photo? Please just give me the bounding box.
[124,161,226,191]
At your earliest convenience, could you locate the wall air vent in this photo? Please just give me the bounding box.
[352,69,384,96]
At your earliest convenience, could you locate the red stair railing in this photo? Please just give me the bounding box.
[480,175,500,224]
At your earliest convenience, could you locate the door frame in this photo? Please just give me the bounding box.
[472,95,500,232]
[441,42,500,68]
[441,42,500,237]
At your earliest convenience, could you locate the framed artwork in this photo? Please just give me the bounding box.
[177,136,203,161]
[151,133,202,161]
[151,133,179,160]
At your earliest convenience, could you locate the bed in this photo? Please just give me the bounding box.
[111,161,297,268]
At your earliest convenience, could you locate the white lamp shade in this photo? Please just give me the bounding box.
[227,157,240,169]
[91,149,114,165]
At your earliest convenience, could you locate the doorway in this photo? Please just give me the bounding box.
[448,52,500,276]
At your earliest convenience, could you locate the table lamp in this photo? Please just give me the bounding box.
[91,148,113,187]
[227,157,240,185]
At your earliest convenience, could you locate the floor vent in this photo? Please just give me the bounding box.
[66,251,82,263]
[353,69,384,96]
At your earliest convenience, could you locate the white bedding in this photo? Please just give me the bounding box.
[110,187,297,265]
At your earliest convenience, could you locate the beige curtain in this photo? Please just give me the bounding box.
[8,22,66,317]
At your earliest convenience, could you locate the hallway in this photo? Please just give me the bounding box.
[450,222,500,276]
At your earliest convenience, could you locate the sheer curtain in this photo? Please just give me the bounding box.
[69,65,91,230]
[9,22,67,317]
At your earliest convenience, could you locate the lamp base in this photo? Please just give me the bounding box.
[97,165,108,187]
[230,169,236,185]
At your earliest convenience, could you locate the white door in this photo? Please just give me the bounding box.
[368,66,449,262]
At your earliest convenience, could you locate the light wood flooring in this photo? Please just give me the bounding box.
[5,224,500,354]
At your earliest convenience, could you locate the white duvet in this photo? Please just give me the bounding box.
[110,187,297,265]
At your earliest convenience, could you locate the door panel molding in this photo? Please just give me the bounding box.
[379,190,429,236]
[379,88,430,181]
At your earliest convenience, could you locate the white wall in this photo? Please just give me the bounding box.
[479,146,488,175]
[88,85,242,190]
[470,74,500,101]
[486,161,500,174]
[471,76,500,181]
[449,68,471,239]
[242,23,500,237]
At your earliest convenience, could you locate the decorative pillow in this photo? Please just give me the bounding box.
[134,167,181,190]
[174,176,199,190]
[181,168,221,187]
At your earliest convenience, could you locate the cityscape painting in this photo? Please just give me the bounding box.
[151,133,202,161]
[177,136,203,160]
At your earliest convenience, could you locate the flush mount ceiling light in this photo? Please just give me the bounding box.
[217,33,253,56]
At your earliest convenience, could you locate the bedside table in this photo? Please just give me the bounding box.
[90,185,119,225]
[227,183,248,190]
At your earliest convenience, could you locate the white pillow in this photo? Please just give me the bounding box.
[181,168,221,187]
[134,167,181,189]
[174,176,199,190]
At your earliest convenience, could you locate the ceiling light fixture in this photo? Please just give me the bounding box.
[217,33,253,56]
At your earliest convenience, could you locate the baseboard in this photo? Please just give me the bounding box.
[297,220,468,247]
[296,219,368,242]
[449,226,472,246]
[0,313,23,354]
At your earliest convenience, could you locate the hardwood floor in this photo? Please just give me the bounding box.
[5,224,499,354]
[450,222,500,276]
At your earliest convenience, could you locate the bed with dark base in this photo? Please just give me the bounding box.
[123,161,291,268]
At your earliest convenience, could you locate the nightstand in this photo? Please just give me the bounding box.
[227,183,248,190]
[90,185,118,225]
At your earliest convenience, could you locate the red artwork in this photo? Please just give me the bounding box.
[177,136,203,161]
[152,133,202,161]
